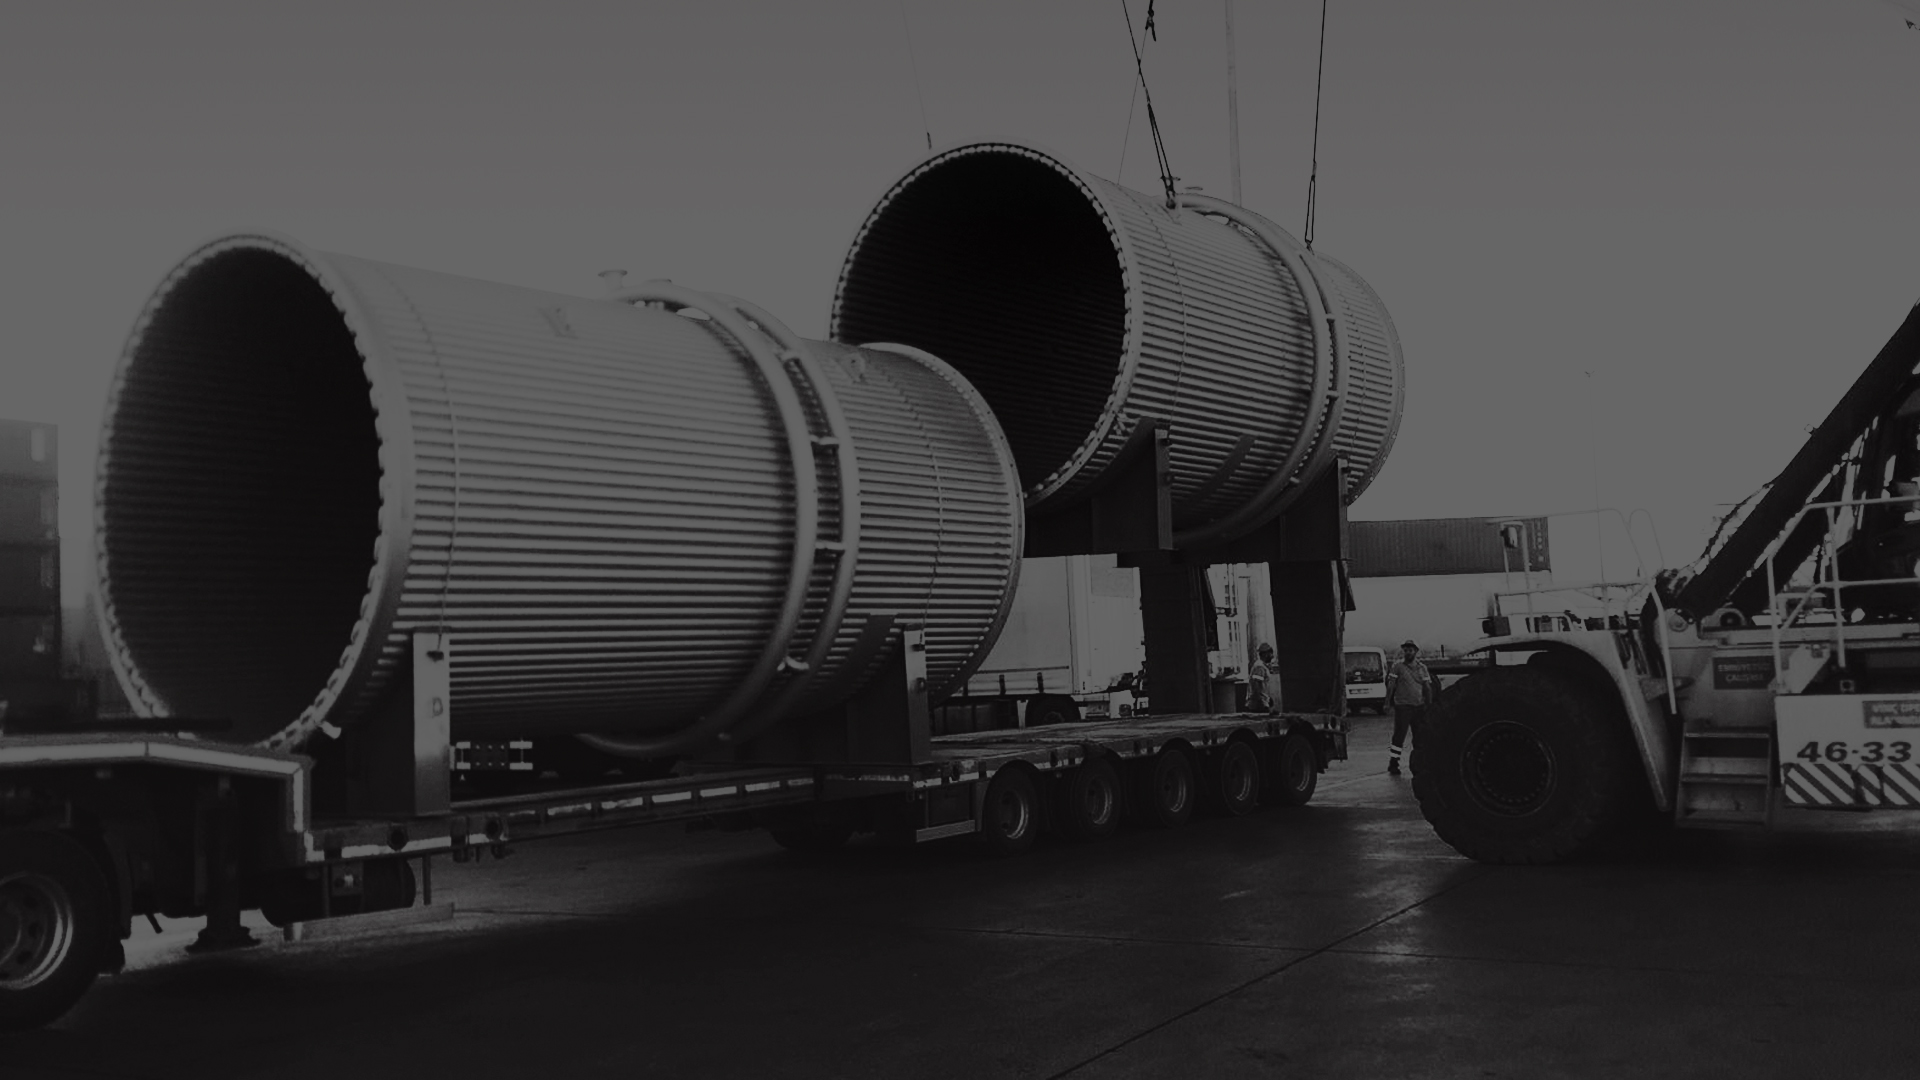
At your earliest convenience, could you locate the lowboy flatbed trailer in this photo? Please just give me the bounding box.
[0,691,1344,1031]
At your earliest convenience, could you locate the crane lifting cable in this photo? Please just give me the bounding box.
[898,0,932,151]
[1120,0,1179,209]
[1303,0,1329,249]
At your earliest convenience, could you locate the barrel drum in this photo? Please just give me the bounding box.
[830,141,1404,546]
[96,234,1023,752]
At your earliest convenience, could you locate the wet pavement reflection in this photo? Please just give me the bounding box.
[9,713,1920,1079]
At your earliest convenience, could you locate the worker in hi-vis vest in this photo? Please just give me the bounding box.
[1246,643,1282,714]
[1385,639,1433,776]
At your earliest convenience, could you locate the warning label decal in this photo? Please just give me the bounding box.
[1864,700,1920,728]
[1712,655,1775,690]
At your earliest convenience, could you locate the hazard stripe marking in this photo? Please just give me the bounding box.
[1783,764,1850,806]
[1781,768,1820,806]
[1781,763,1920,809]
[1885,766,1920,807]
[1858,766,1885,808]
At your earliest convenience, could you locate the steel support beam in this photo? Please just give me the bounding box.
[1025,422,1173,557]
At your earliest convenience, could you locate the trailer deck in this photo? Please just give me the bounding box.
[0,711,1346,872]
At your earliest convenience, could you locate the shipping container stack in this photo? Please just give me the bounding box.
[0,419,91,731]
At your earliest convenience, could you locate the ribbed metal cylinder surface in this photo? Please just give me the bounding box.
[96,233,1023,750]
[830,142,1405,541]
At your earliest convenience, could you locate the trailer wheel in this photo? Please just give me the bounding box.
[1027,695,1081,727]
[1204,739,1262,817]
[1262,731,1318,807]
[1412,666,1636,864]
[1131,746,1195,829]
[1054,757,1123,841]
[979,768,1041,856]
[0,830,111,1033]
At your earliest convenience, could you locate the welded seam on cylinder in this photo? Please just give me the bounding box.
[860,341,1026,701]
[1311,254,1404,503]
[1128,189,1196,445]
[1282,255,1353,507]
[1165,196,1333,545]
[876,362,948,636]
[576,284,820,759]
[369,261,463,632]
[711,296,864,744]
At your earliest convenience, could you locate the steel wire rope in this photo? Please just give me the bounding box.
[1116,69,1140,178]
[1120,0,1179,209]
[898,0,933,151]
[1303,0,1329,250]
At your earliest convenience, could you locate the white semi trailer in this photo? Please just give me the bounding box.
[944,556,1274,729]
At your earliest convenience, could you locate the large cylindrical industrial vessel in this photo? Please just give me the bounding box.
[96,233,1023,752]
[831,141,1405,545]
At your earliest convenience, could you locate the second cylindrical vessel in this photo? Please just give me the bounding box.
[831,141,1405,544]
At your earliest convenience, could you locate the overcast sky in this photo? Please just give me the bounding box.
[5,0,1919,601]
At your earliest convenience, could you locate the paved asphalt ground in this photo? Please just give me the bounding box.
[10,714,1920,1079]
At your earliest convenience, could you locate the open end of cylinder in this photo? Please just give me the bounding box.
[100,246,381,743]
[835,149,1126,492]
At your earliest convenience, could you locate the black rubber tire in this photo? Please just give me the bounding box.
[1027,695,1082,727]
[0,830,112,1033]
[1053,757,1123,841]
[1203,739,1262,817]
[1262,731,1319,807]
[1411,666,1638,864]
[979,767,1041,856]
[770,823,854,854]
[1131,746,1196,829]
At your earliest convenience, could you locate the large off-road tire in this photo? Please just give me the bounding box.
[1261,730,1319,807]
[0,830,112,1033]
[979,767,1041,856]
[1411,666,1638,864]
